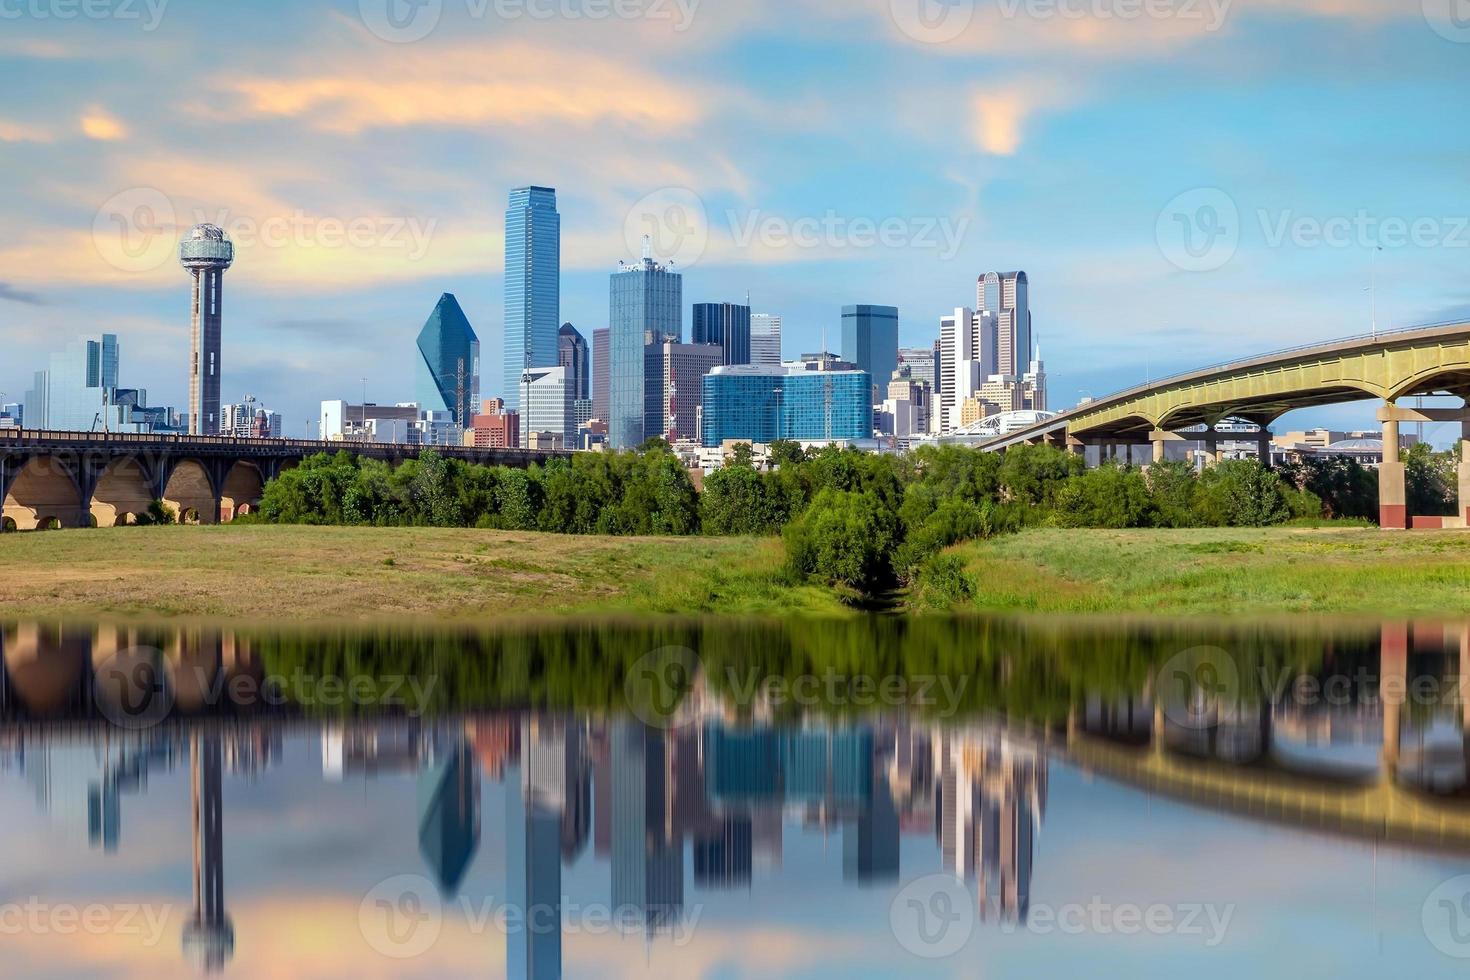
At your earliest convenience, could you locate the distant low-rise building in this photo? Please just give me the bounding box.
[465,398,520,449]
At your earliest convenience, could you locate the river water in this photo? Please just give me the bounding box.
[2,616,1469,978]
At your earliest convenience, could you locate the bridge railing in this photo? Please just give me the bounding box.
[0,428,565,457]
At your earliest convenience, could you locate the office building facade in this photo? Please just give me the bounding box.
[655,341,724,443]
[977,271,1031,377]
[609,253,682,450]
[692,302,751,366]
[521,365,575,446]
[840,305,899,399]
[416,293,481,426]
[558,322,590,401]
[701,365,873,447]
[750,313,783,366]
[504,186,561,411]
[591,328,610,421]
[26,333,180,433]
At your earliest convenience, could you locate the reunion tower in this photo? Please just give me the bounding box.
[179,224,234,435]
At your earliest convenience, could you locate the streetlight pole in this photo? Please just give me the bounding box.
[1368,245,1383,339]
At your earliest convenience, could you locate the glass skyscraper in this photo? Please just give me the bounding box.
[25,333,180,432]
[416,293,481,425]
[504,186,561,411]
[609,255,682,450]
[977,271,1031,376]
[840,305,899,399]
[700,365,873,447]
[692,302,751,366]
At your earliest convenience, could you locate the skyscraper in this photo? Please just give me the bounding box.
[26,334,178,433]
[520,365,575,446]
[557,323,589,401]
[655,340,724,443]
[750,313,783,366]
[692,302,751,366]
[179,224,234,436]
[609,246,682,450]
[977,271,1031,377]
[504,187,561,411]
[591,328,610,421]
[701,365,873,446]
[416,293,481,426]
[840,305,899,400]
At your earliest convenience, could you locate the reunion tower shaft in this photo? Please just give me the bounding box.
[179,225,234,435]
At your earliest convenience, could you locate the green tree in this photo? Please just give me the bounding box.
[783,488,900,597]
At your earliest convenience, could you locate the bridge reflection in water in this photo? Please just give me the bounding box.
[2,618,1469,977]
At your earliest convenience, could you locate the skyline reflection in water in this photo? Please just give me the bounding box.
[2,616,1470,978]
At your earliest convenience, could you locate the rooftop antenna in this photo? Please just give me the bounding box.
[642,234,652,262]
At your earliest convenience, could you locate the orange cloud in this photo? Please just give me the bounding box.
[224,40,703,135]
[0,119,53,143]
[81,107,128,141]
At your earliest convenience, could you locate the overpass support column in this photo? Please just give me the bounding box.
[1460,418,1470,526]
[1380,409,1408,530]
[1381,623,1408,779]
[1256,427,1272,466]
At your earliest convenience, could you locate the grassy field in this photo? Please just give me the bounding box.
[0,525,845,624]
[953,526,1470,619]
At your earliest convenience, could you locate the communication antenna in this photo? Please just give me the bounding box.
[456,358,466,429]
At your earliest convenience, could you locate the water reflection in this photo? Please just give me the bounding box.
[3,617,1470,977]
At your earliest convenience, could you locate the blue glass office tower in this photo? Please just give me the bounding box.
[840,305,899,396]
[700,366,872,447]
[692,302,751,366]
[504,186,561,411]
[609,255,682,449]
[416,293,481,424]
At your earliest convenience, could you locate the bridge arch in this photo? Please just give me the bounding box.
[2,457,84,530]
[2,623,91,715]
[90,457,155,528]
[1388,365,1470,403]
[219,461,264,522]
[162,459,218,525]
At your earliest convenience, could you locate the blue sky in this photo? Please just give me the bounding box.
[2,0,1469,438]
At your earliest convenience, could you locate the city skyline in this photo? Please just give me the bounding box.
[4,5,1467,444]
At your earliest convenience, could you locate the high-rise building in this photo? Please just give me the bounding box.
[557,323,589,401]
[504,186,561,412]
[465,398,519,448]
[609,247,682,450]
[938,308,1006,432]
[182,734,233,974]
[221,397,282,438]
[692,302,751,366]
[26,334,179,432]
[977,271,1031,377]
[701,364,873,447]
[898,345,939,392]
[0,403,20,428]
[750,313,782,366]
[881,365,932,439]
[591,328,610,421]
[1023,344,1048,413]
[655,340,724,443]
[840,305,899,400]
[416,293,481,426]
[179,224,234,436]
[520,365,575,446]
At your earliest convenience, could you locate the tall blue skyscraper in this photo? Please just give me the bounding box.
[692,302,751,366]
[416,293,481,424]
[609,250,682,450]
[841,305,899,398]
[504,186,561,411]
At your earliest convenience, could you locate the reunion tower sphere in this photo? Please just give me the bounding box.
[179,224,234,436]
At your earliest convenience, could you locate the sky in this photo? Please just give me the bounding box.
[2,0,1469,440]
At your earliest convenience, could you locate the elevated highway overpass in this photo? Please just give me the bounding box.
[974,321,1470,529]
[0,429,568,530]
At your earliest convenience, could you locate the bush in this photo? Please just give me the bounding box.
[1195,460,1291,527]
[909,552,975,609]
[1052,464,1156,528]
[783,488,900,597]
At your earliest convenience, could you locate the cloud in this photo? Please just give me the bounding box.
[220,40,705,135]
[80,106,128,141]
[0,282,46,306]
[969,80,1082,156]
[0,120,53,143]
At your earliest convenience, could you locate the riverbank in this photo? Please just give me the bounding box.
[950,526,1470,619]
[0,525,844,624]
[3,524,1467,625]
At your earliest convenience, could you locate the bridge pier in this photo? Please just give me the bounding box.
[1461,423,1470,526]
[1379,411,1408,530]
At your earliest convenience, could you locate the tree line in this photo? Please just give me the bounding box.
[251,439,1462,602]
